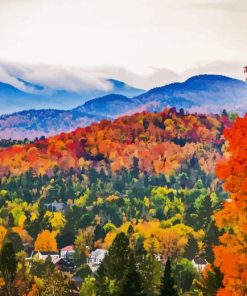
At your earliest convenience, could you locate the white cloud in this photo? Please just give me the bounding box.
[0,60,245,93]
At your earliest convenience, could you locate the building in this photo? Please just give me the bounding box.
[192,257,207,272]
[61,245,75,261]
[44,202,67,214]
[87,249,107,272]
[26,250,60,265]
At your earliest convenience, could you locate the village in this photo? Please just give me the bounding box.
[24,242,207,290]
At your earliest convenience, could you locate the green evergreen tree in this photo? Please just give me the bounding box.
[127,224,135,237]
[4,231,24,253]
[203,220,221,264]
[173,258,197,293]
[121,252,146,296]
[184,234,199,260]
[95,232,131,295]
[93,224,105,242]
[0,242,18,296]
[135,238,162,296]
[160,258,177,296]
[131,157,140,179]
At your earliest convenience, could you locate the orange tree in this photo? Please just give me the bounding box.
[214,114,247,296]
[34,230,57,252]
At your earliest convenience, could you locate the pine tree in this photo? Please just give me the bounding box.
[135,238,163,296]
[95,232,131,295]
[184,234,199,260]
[131,157,140,179]
[121,252,146,296]
[93,224,105,243]
[0,242,18,296]
[204,220,221,264]
[4,231,24,253]
[160,258,178,296]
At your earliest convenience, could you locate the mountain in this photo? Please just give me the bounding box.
[74,94,137,117]
[0,79,144,115]
[0,74,246,140]
[0,109,105,140]
[135,74,247,113]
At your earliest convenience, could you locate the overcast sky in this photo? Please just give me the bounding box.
[0,0,246,89]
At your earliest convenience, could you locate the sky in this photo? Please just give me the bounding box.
[0,0,246,90]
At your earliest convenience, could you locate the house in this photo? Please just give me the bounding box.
[87,249,107,272]
[192,257,207,272]
[44,202,67,213]
[61,245,75,260]
[26,250,60,265]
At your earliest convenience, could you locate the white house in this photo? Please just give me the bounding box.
[87,249,107,272]
[26,251,60,265]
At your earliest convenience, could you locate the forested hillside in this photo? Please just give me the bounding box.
[0,108,236,295]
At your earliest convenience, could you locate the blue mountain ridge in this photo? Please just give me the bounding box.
[0,74,247,139]
[0,79,144,115]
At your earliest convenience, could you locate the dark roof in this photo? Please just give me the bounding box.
[25,246,34,257]
[194,257,207,265]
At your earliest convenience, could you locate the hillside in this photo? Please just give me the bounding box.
[0,74,245,140]
[0,108,236,296]
[0,108,232,178]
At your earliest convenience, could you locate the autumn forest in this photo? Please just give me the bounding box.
[0,104,246,296]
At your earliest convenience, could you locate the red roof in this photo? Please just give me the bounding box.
[61,245,74,251]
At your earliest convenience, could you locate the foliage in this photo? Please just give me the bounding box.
[214,114,247,295]
[160,258,178,296]
[0,242,18,296]
[34,230,57,252]
[80,276,96,296]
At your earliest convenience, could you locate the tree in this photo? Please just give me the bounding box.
[160,258,177,296]
[30,256,55,277]
[214,114,247,295]
[95,232,131,295]
[7,213,15,228]
[135,238,162,296]
[121,252,146,296]
[3,231,24,253]
[36,269,72,295]
[203,220,221,264]
[184,234,199,261]
[0,226,7,248]
[34,230,57,252]
[173,258,197,293]
[93,224,105,243]
[196,265,224,296]
[0,242,18,296]
[131,157,140,179]
[80,276,96,296]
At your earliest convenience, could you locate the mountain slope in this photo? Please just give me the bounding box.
[135,74,247,112]
[0,108,233,178]
[0,74,246,140]
[0,79,144,115]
